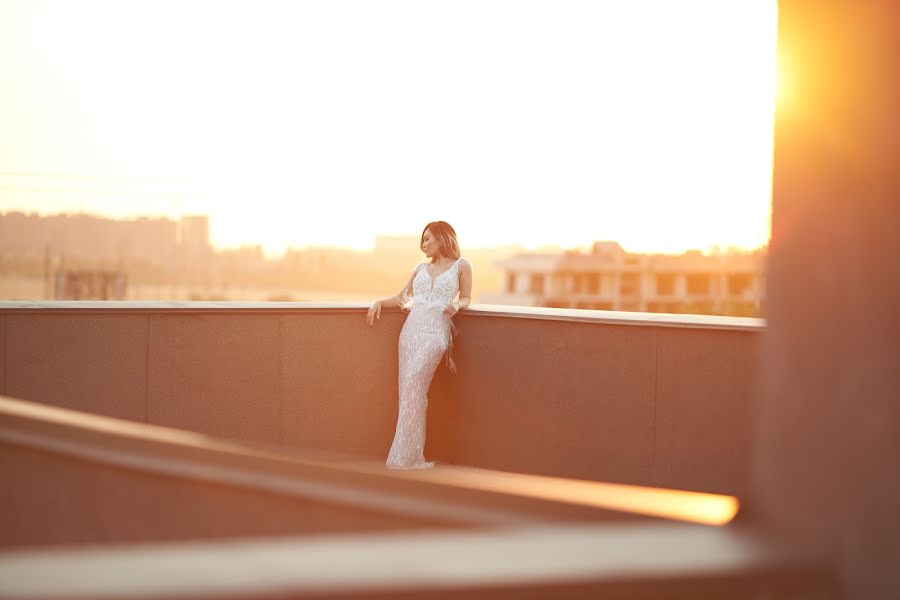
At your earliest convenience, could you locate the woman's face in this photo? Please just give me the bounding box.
[421,228,441,258]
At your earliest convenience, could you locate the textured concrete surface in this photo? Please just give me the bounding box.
[0,314,5,396]
[0,305,760,495]
[280,312,400,457]
[655,329,757,496]
[147,313,281,444]
[434,317,658,486]
[4,313,148,421]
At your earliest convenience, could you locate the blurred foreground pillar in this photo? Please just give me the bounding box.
[757,1,900,598]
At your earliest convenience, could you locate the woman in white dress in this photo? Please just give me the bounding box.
[367,221,473,469]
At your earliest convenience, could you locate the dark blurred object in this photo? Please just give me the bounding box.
[755,1,900,598]
[54,269,127,300]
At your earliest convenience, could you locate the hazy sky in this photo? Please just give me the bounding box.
[0,0,777,256]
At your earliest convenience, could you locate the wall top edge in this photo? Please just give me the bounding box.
[0,301,765,331]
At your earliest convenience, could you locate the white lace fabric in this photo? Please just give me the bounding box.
[386,258,466,469]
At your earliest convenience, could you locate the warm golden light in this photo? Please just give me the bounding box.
[774,43,793,114]
[0,1,778,255]
[403,466,740,526]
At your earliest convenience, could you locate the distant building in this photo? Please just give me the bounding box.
[178,215,212,265]
[178,215,210,250]
[481,241,765,316]
[0,211,178,266]
[219,244,267,273]
[283,246,363,274]
[54,269,127,300]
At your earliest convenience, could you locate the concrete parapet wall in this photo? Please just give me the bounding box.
[0,302,761,496]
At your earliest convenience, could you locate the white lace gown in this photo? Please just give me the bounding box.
[386,258,466,469]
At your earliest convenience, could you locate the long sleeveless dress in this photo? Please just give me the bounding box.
[386,257,466,469]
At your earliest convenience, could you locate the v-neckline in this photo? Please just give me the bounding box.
[425,259,458,289]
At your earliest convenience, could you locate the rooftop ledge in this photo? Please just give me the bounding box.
[0,301,765,332]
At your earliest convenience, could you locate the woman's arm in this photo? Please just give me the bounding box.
[367,265,420,325]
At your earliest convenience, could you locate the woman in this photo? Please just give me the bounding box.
[367,221,473,469]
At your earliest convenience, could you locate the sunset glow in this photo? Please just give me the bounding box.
[0,0,778,256]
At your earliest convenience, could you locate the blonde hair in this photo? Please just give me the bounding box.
[421,221,460,261]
